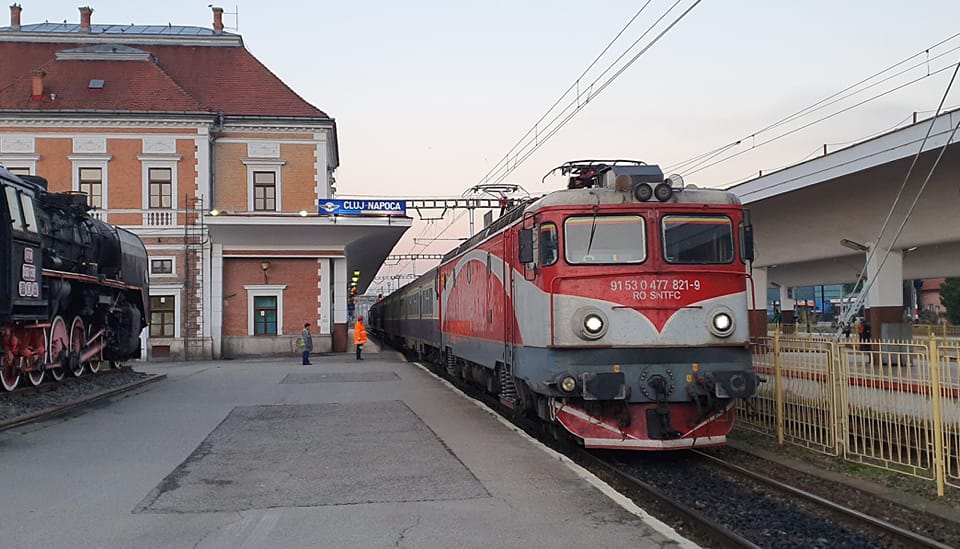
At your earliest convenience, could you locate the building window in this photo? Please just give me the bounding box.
[149,167,173,209]
[150,295,176,337]
[78,167,103,208]
[253,171,276,211]
[254,296,278,335]
[6,167,30,176]
[150,258,174,275]
[244,284,286,336]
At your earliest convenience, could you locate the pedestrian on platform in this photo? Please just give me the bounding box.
[299,323,313,365]
[354,315,367,360]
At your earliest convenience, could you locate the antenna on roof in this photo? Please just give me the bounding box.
[222,4,239,32]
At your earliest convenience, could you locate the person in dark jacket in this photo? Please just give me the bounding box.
[300,323,313,365]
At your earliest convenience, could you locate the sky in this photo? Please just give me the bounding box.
[14,1,960,294]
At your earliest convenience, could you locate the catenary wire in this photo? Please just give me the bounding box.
[665,33,960,174]
[405,1,702,271]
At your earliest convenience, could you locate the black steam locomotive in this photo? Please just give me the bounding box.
[0,166,148,390]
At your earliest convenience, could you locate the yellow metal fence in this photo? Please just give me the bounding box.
[738,333,960,497]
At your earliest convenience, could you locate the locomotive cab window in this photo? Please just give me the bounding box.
[5,186,24,231]
[539,223,558,266]
[662,215,734,264]
[563,215,646,265]
[19,193,38,233]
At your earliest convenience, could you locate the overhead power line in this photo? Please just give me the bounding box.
[665,32,960,177]
[380,1,705,285]
[481,0,704,186]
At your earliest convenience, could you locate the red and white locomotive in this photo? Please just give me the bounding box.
[371,160,758,449]
[0,167,148,391]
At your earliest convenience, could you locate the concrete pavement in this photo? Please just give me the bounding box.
[0,350,692,548]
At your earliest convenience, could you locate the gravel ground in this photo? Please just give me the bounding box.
[607,451,886,548]
[728,429,960,516]
[705,444,960,547]
[0,369,152,423]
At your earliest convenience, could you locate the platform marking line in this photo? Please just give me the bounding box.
[410,361,698,549]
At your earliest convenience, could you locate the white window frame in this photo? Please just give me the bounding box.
[148,284,183,339]
[149,256,177,277]
[0,156,39,175]
[244,284,287,336]
[139,155,181,211]
[242,158,285,212]
[69,154,112,213]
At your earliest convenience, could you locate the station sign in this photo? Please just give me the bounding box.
[317,199,407,216]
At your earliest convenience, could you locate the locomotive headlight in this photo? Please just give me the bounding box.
[573,308,608,340]
[708,308,736,337]
[633,182,653,202]
[584,314,604,335]
[713,313,731,331]
[559,375,577,393]
[654,182,674,202]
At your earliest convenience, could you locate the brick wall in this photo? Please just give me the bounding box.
[280,143,318,212]
[222,257,320,336]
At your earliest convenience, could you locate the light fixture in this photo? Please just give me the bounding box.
[298,210,308,217]
[209,208,221,216]
[654,182,673,202]
[840,239,869,252]
[260,260,270,283]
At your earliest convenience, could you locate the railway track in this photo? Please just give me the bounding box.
[409,354,957,548]
[0,370,164,432]
[690,450,955,548]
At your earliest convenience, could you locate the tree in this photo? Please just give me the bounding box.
[940,278,960,324]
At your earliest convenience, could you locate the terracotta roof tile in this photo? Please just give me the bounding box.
[0,41,327,118]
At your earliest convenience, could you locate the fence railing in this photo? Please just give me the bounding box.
[86,207,204,227]
[739,332,959,497]
[912,324,960,338]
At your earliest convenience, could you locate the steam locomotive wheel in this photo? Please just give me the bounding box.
[69,317,86,377]
[26,366,45,386]
[48,316,68,381]
[0,360,18,391]
[26,329,47,386]
[88,359,101,374]
[49,363,65,381]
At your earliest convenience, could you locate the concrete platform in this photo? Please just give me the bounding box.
[0,350,692,548]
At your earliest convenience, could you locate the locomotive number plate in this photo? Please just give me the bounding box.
[609,278,702,301]
[18,281,39,297]
[22,264,36,282]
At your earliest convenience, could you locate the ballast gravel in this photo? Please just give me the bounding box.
[0,369,152,423]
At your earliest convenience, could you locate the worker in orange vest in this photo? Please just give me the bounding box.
[354,315,367,360]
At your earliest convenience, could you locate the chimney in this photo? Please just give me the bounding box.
[212,6,224,34]
[31,69,45,101]
[10,3,21,30]
[79,6,92,32]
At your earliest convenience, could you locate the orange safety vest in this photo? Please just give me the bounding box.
[354,321,367,345]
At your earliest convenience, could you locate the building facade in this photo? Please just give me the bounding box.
[0,6,409,359]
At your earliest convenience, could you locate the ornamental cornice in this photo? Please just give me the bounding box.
[0,117,213,129]
[223,123,333,133]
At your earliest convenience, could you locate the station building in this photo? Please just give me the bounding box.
[0,5,410,359]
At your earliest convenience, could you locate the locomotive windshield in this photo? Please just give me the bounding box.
[563,215,646,264]
[662,215,734,264]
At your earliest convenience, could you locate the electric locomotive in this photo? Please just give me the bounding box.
[0,166,148,390]
[372,160,758,449]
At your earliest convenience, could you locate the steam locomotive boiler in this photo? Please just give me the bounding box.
[0,166,148,390]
